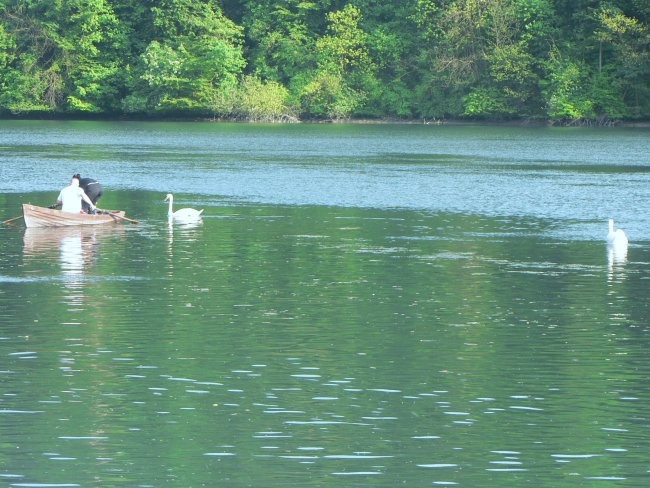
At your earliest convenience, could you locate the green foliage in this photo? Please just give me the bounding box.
[123,0,245,115]
[297,70,364,119]
[410,0,441,41]
[487,42,539,115]
[0,0,648,120]
[297,4,374,119]
[590,68,627,118]
[370,79,414,118]
[232,75,296,121]
[543,50,595,119]
[596,4,650,117]
[242,1,317,84]
[0,0,122,113]
[463,87,512,117]
[0,21,13,69]
[316,4,370,74]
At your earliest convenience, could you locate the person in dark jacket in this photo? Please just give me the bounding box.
[79,177,103,213]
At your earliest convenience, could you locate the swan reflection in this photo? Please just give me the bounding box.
[606,244,628,285]
[607,245,628,267]
[166,218,204,270]
[167,217,203,246]
[168,215,204,230]
[605,218,629,284]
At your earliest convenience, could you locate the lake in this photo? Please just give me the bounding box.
[1,120,649,486]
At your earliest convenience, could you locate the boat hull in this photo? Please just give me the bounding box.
[23,204,126,228]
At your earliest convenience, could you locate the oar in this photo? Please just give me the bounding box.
[4,203,58,225]
[2,214,23,225]
[99,209,139,224]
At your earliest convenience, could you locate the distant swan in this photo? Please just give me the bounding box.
[607,219,628,249]
[165,193,203,221]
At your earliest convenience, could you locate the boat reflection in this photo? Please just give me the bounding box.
[23,226,124,306]
[24,226,104,263]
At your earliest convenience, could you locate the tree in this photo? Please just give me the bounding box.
[414,0,489,117]
[0,0,120,113]
[122,0,245,115]
[480,0,553,117]
[298,4,375,118]
[0,0,648,120]
[542,47,595,120]
[414,0,555,118]
[595,4,650,117]
[239,0,318,85]
[231,75,297,121]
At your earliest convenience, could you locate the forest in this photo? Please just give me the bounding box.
[0,0,648,123]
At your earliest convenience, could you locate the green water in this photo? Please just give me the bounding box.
[1,122,649,486]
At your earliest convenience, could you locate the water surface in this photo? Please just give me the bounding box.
[1,121,649,487]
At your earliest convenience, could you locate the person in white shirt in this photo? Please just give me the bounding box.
[56,174,97,213]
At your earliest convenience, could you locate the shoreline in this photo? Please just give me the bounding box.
[1,113,649,128]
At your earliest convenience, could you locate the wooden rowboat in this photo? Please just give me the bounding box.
[22,203,127,228]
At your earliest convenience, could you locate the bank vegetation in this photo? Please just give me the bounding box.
[0,0,648,124]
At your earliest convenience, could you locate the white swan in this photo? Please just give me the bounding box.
[607,219,628,248]
[165,193,203,221]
